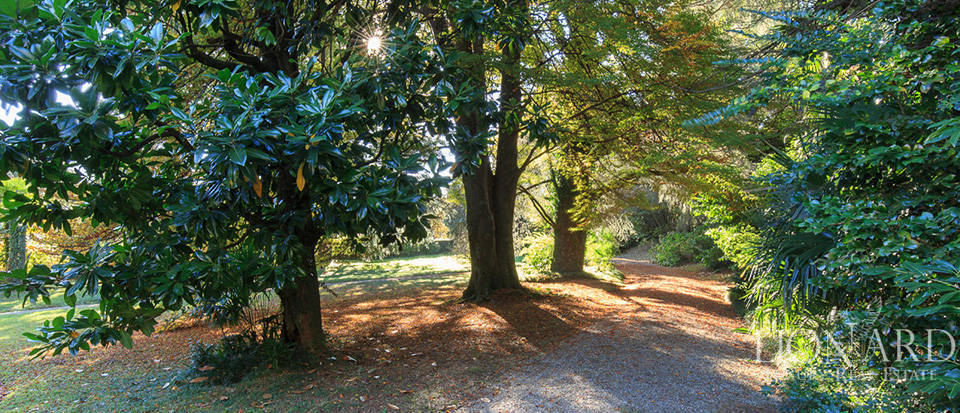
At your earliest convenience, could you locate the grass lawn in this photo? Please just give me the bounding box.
[0,254,468,315]
[0,275,475,412]
[321,254,468,283]
[0,291,100,314]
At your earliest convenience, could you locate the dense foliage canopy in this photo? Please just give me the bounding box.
[0,0,448,355]
[694,0,960,409]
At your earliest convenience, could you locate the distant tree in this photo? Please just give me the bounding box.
[1,178,30,272]
[0,0,447,356]
[523,0,752,273]
[4,223,25,270]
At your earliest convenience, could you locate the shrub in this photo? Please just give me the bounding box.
[190,332,265,384]
[695,245,726,270]
[651,231,716,267]
[771,356,899,412]
[586,229,618,270]
[704,225,760,270]
[521,235,554,272]
[189,317,295,384]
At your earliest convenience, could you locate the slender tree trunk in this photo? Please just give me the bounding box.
[551,174,587,273]
[6,223,26,272]
[277,230,325,355]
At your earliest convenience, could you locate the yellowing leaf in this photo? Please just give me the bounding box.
[252,178,262,198]
[171,1,180,13]
[296,163,306,191]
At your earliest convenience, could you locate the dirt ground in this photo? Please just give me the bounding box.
[2,250,781,412]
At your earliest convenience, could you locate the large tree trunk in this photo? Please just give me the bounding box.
[551,173,587,274]
[456,4,528,300]
[445,0,528,301]
[278,234,325,355]
[461,158,523,300]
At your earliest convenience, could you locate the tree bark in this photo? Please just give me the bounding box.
[551,173,587,274]
[461,158,523,300]
[277,229,325,355]
[6,223,26,272]
[459,0,528,301]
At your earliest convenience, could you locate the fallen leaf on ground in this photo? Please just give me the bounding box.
[189,377,208,383]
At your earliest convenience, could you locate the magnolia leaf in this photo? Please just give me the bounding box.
[296,163,306,191]
[252,178,262,198]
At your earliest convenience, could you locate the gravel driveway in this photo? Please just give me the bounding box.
[460,248,782,412]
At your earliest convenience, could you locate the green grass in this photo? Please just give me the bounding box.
[323,270,465,299]
[0,308,355,412]
[321,253,468,283]
[0,291,99,314]
[0,254,467,315]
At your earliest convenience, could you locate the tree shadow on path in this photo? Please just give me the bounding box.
[462,256,781,412]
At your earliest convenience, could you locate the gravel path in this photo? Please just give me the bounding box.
[461,247,782,412]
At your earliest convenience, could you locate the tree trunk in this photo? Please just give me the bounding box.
[551,173,587,274]
[6,223,26,272]
[453,6,527,300]
[461,158,523,300]
[278,235,325,355]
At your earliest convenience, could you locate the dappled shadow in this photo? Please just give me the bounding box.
[458,253,780,412]
[615,287,736,318]
[469,321,778,412]
[1,251,777,412]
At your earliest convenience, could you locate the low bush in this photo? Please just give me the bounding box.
[651,231,719,267]
[651,232,694,266]
[586,229,618,270]
[770,356,900,412]
[521,235,554,272]
[704,225,759,270]
[188,318,295,384]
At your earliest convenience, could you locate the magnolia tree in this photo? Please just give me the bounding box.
[0,0,449,355]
